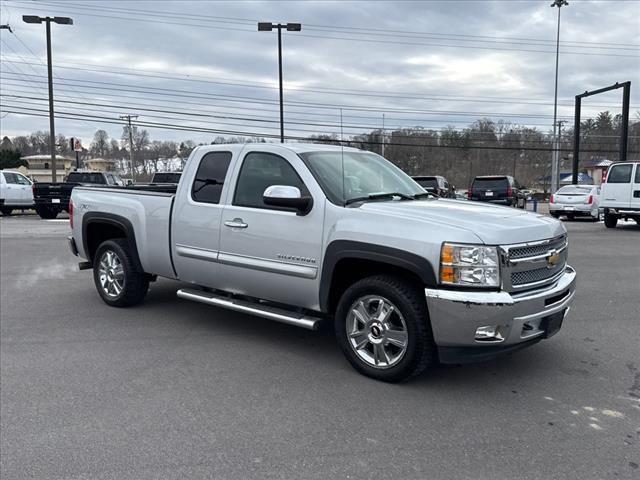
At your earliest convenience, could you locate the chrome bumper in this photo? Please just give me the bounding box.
[425,266,576,355]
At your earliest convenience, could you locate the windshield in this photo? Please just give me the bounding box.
[557,186,592,195]
[300,151,424,205]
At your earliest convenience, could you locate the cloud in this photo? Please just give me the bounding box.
[1,0,638,145]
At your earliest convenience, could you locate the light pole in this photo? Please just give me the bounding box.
[23,15,73,183]
[258,22,301,143]
[550,0,568,194]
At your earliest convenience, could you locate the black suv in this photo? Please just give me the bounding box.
[469,175,526,208]
[413,175,455,198]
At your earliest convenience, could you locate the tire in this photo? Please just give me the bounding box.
[36,206,58,219]
[334,274,436,383]
[604,211,618,228]
[0,207,13,216]
[550,211,560,219]
[93,239,149,307]
[566,213,575,221]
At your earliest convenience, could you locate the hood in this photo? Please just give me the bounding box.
[358,199,565,245]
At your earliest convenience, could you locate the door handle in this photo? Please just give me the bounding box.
[224,218,248,229]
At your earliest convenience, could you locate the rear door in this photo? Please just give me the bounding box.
[171,149,235,286]
[217,148,325,310]
[631,163,640,210]
[602,163,633,208]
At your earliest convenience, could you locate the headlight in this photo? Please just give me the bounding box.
[439,243,500,287]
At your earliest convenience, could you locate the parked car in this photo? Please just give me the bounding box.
[150,172,182,183]
[0,170,34,216]
[33,171,125,219]
[412,175,455,198]
[549,185,600,221]
[469,175,526,208]
[69,144,575,382]
[600,161,640,228]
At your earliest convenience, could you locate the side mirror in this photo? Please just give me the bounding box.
[263,185,313,215]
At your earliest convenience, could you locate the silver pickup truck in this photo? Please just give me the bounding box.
[69,143,576,382]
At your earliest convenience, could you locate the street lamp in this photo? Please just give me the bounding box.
[23,15,73,183]
[258,22,301,143]
[550,0,568,194]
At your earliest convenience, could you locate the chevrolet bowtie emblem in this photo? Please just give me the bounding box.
[547,251,561,267]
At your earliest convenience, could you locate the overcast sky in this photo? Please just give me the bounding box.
[1,0,639,146]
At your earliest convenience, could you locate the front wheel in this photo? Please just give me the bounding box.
[93,239,149,307]
[604,211,618,228]
[334,275,436,383]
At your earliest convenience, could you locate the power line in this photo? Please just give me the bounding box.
[3,107,638,155]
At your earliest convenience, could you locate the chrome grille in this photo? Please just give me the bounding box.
[508,236,567,260]
[511,263,564,286]
[502,235,568,291]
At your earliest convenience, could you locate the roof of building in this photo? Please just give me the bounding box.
[582,159,613,168]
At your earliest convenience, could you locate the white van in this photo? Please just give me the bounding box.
[0,170,34,216]
[600,161,640,228]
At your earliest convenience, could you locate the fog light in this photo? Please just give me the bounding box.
[475,326,504,342]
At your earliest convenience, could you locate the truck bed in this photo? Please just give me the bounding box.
[72,186,177,279]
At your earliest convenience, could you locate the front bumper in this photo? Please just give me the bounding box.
[425,266,576,363]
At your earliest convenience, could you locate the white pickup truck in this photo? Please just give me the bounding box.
[69,143,576,382]
[600,161,640,228]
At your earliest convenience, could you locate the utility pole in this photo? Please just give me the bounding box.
[381,114,385,157]
[550,0,568,194]
[258,22,301,143]
[120,114,138,182]
[23,15,73,183]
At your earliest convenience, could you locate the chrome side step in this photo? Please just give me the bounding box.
[176,288,322,331]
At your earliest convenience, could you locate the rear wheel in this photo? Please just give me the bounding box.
[550,211,560,219]
[0,207,13,216]
[334,275,435,383]
[604,211,618,228]
[36,206,58,219]
[93,239,149,307]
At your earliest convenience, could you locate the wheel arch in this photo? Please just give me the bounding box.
[320,240,437,314]
[82,212,144,272]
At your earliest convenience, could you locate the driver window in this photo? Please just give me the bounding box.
[234,152,308,209]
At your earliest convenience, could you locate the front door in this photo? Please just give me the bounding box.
[218,150,324,310]
[171,149,236,286]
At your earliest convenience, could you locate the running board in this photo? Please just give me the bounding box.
[176,288,322,330]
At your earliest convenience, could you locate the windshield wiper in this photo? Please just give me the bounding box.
[345,192,415,206]
[413,191,439,199]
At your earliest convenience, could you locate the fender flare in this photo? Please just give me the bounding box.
[82,212,144,272]
[319,240,437,312]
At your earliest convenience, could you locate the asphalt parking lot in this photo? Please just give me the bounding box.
[1,213,639,480]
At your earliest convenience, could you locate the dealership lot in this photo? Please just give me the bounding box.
[1,214,639,479]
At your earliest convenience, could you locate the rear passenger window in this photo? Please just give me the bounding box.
[191,151,232,204]
[635,165,640,183]
[234,152,308,209]
[607,164,632,183]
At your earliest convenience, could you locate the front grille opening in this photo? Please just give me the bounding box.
[508,236,566,260]
[545,289,570,306]
[511,263,564,286]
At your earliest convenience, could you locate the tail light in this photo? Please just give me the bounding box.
[467,189,472,199]
[507,187,513,197]
[550,194,555,204]
[69,199,74,229]
[587,195,593,205]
